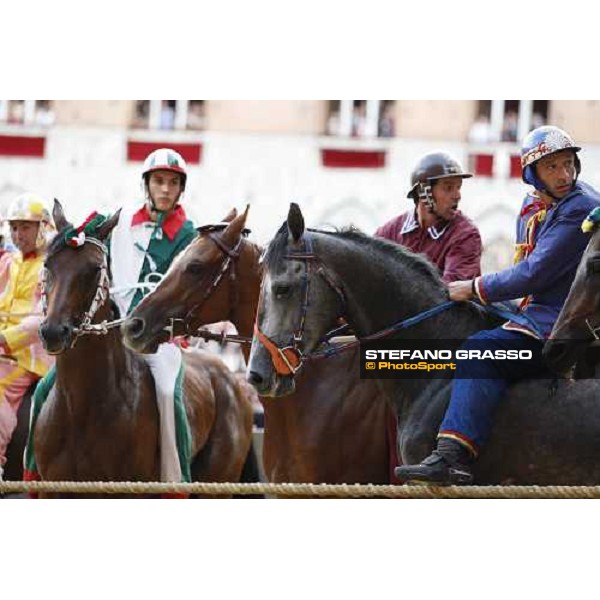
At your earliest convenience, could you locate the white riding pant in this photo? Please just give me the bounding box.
[142,343,183,482]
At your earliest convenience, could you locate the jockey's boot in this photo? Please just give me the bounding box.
[394,437,474,485]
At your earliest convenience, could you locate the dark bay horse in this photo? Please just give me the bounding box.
[33,201,254,498]
[248,203,600,485]
[121,207,394,486]
[544,216,600,374]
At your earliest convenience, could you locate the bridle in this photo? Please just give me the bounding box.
[41,237,123,348]
[585,318,600,340]
[163,226,249,341]
[253,233,348,376]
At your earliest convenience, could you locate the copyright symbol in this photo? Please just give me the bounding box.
[366,362,376,370]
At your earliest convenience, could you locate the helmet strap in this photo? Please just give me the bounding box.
[144,182,182,215]
[417,182,440,216]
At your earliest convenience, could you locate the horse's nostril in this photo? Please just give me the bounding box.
[544,341,565,360]
[124,317,145,339]
[39,321,72,350]
[247,371,264,386]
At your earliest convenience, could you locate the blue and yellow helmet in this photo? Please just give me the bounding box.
[520,126,581,192]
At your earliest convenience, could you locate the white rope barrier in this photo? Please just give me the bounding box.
[3,480,600,498]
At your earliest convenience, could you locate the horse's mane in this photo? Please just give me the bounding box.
[196,223,252,237]
[264,221,444,290]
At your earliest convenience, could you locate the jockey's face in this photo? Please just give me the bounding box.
[9,220,40,255]
[536,149,577,199]
[430,176,463,221]
[147,170,184,213]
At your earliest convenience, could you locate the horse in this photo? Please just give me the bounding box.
[247,203,600,485]
[121,207,395,486]
[32,200,255,498]
[544,220,600,375]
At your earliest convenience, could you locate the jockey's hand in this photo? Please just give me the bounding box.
[448,280,474,302]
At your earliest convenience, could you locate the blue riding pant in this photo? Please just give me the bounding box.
[438,327,550,456]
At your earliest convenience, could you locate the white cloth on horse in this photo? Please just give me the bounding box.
[143,342,183,482]
[109,203,155,317]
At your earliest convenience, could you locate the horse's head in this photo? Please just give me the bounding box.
[248,203,346,397]
[122,207,253,354]
[39,200,120,354]
[544,222,600,374]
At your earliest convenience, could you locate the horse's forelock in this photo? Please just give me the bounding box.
[263,221,290,270]
[46,222,75,258]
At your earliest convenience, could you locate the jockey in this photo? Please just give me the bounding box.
[0,193,55,480]
[375,152,482,482]
[376,151,482,283]
[110,148,196,483]
[395,126,600,485]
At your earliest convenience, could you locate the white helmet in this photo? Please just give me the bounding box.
[142,148,187,186]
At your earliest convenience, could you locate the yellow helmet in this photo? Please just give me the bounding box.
[6,193,52,223]
[5,193,55,250]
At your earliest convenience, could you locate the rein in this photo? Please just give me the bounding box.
[586,318,600,340]
[254,233,552,377]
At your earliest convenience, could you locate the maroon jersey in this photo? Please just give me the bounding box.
[375,209,482,283]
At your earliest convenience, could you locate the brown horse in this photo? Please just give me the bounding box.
[33,201,254,498]
[122,207,395,486]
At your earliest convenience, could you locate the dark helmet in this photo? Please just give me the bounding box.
[407,152,472,204]
[520,126,581,193]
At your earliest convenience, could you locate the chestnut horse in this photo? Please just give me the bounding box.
[122,207,395,486]
[32,201,254,498]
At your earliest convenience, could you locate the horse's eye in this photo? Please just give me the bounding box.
[588,259,600,274]
[185,262,204,275]
[273,284,291,299]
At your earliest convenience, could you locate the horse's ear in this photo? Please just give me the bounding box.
[95,210,121,241]
[287,203,304,243]
[221,208,238,223]
[52,199,68,232]
[222,205,249,244]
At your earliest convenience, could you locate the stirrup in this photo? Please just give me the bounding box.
[394,453,473,486]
